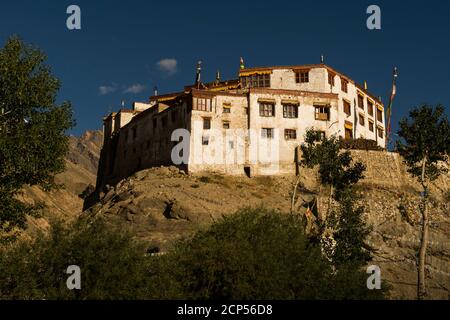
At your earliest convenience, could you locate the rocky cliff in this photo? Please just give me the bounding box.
[85,150,449,300]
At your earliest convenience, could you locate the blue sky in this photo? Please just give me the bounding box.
[1,0,449,136]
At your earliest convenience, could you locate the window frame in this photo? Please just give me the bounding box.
[282,104,298,118]
[261,128,274,139]
[203,117,211,130]
[259,103,275,117]
[314,105,330,121]
[343,100,351,116]
[284,129,297,140]
[341,78,348,93]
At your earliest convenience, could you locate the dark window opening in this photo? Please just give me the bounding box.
[203,117,211,130]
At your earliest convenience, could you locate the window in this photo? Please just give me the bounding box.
[377,108,383,122]
[378,127,384,139]
[223,103,231,113]
[228,141,234,149]
[153,118,157,132]
[194,98,212,111]
[343,100,351,116]
[359,114,365,126]
[345,128,353,139]
[202,136,209,145]
[162,116,168,128]
[318,131,326,139]
[367,100,374,116]
[123,149,127,159]
[284,129,297,140]
[132,127,137,140]
[369,121,374,132]
[146,140,150,149]
[241,73,270,88]
[315,105,330,121]
[341,78,348,93]
[283,104,298,118]
[259,103,275,117]
[203,117,211,130]
[358,95,364,109]
[223,121,230,129]
[328,72,335,86]
[261,128,274,139]
[295,71,309,83]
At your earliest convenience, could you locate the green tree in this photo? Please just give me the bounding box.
[0,36,74,237]
[299,129,383,295]
[396,104,449,300]
[148,207,386,300]
[300,129,366,207]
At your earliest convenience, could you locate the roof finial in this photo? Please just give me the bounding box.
[364,81,368,90]
[153,86,158,97]
[393,66,399,78]
[240,57,245,70]
[320,54,324,64]
[121,100,125,108]
[195,60,202,87]
[215,70,221,84]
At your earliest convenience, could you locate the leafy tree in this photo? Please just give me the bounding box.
[396,104,449,300]
[0,36,74,236]
[329,190,371,267]
[301,129,366,206]
[299,129,382,294]
[148,207,386,300]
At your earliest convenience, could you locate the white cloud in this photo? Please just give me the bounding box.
[156,58,178,76]
[123,84,146,94]
[98,85,117,95]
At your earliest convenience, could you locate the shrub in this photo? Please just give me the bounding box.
[0,219,150,300]
[147,207,387,300]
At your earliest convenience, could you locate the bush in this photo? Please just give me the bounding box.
[0,219,150,300]
[147,207,387,300]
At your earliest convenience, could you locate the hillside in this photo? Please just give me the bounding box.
[18,130,103,228]
[84,151,449,300]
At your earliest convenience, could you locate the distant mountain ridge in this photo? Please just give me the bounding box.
[19,130,103,220]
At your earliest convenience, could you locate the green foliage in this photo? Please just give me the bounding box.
[396,104,449,183]
[301,129,366,200]
[0,208,388,300]
[327,190,371,267]
[0,36,74,231]
[299,129,386,297]
[0,219,150,299]
[148,207,386,300]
